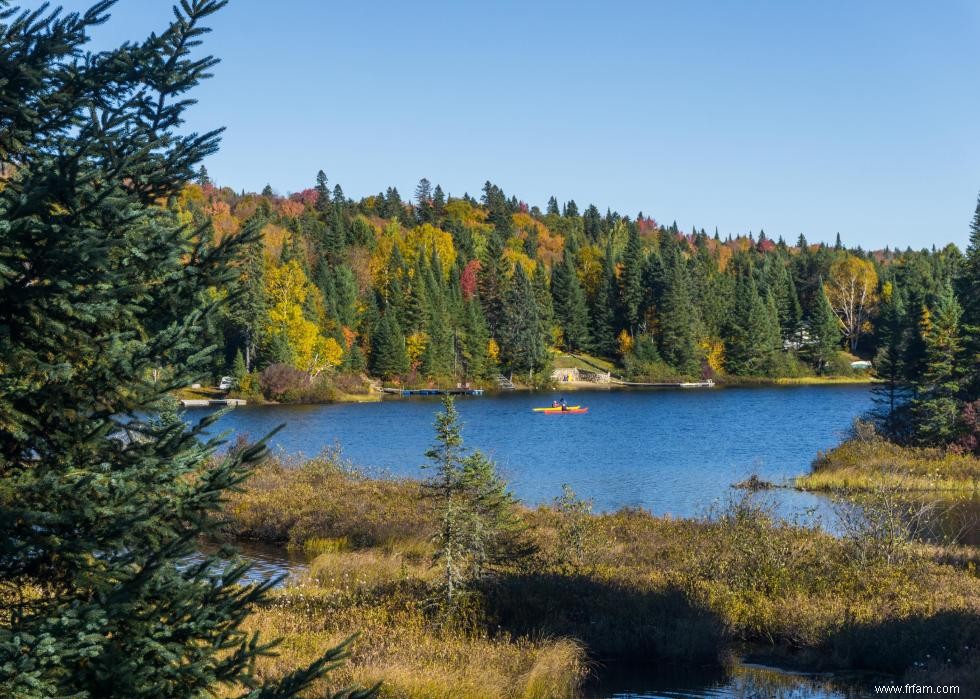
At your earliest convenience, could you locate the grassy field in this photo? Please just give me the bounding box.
[219,455,980,697]
[797,434,980,493]
[551,351,617,373]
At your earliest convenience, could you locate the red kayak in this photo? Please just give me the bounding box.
[536,407,588,414]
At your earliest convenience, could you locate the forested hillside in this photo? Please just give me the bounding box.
[182,170,977,442]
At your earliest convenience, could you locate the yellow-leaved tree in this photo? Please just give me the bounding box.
[264,259,343,375]
[824,254,879,352]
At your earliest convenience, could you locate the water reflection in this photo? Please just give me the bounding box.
[585,661,882,699]
[184,540,306,587]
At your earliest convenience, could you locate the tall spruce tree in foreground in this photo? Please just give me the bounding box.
[423,396,527,610]
[0,4,372,697]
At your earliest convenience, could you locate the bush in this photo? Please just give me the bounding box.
[259,363,310,400]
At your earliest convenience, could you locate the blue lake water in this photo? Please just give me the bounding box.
[198,385,872,522]
[195,385,907,698]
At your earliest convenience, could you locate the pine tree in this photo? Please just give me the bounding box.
[422,396,526,609]
[478,232,508,337]
[912,286,965,445]
[501,264,546,380]
[231,349,247,382]
[461,299,492,379]
[432,184,446,224]
[958,192,980,395]
[315,168,331,213]
[546,196,560,216]
[871,284,912,438]
[415,177,433,224]
[724,271,777,375]
[658,255,699,374]
[621,225,645,336]
[533,262,555,344]
[0,3,370,697]
[370,310,410,379]
[589,251,618,356]
[805,283,840,374]
[551,254,590,351]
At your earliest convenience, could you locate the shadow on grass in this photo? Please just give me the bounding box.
[823,609,980,674]
[481,572,725,665]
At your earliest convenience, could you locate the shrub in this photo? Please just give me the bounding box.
[259,363,310,400]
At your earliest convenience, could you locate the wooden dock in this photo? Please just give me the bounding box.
[180,398,247,407]
[380,387,485,397]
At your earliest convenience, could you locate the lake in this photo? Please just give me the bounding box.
[197,384,912,699]
[201,384,873,522]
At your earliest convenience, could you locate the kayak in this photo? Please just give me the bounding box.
[532,405,581,412]
[535,407,589,414]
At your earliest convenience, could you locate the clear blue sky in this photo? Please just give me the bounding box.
[57,0,980,249]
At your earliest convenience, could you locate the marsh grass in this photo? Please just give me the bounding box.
[225,456,980,696]
[798,433,980,493]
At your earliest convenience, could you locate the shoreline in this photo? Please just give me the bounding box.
[223,455,980,697]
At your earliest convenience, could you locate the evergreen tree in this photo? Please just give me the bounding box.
[724,271,778,375]
[805,283,840,373]
[315,168,331,213]
[657,255,698,374]
[872,284,912,438]
[583,204,602,240]
[589,251,618,356]
[958,192,980,395]
[478,232,508,336]
[422,396,526,609]
[501,265,546,379]
[533,262,556,344]
[546,196,560,216]
[621,225,645,336]
[912,286,965,445]
[231,349,247,382]
[0,3,370,697]
[432,184,446,223]
[460,299,492,379]
[415,177,433,224]
[551,254,590,351]
[421,256,454,376]
[371,311,410,379]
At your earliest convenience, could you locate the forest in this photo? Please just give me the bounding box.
[182,170,979,451]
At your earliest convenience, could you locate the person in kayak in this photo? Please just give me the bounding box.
[552,399,559,408]
[560,398,568,411]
